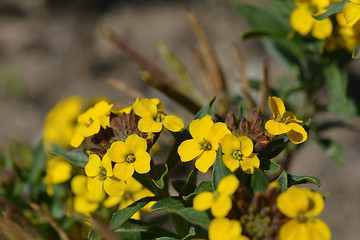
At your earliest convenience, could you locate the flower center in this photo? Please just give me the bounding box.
[98,167,107,181]
[155,113,165,123]
[232,150,243,161]
[125,153,136,163]
[199,139,212,151]
[298,212,307,223]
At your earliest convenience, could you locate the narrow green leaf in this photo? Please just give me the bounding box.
[29,143,46,182]
[193,97,216,121]
[258,138,289,159]
[48,145,89,168]
[242,29,273,39]
[277,170,288,192]
[110,196,159,230]
[314,0,349,20]
[184,181,213,202]
[316,138,344,165]
[259,158,281,173]
[251,168,269,194]
[352,43,360,59]
[172,180,196,196]
[150,197,185,212]
[149,164,168,189]
[212,145,232,190]
[277,170,321,192]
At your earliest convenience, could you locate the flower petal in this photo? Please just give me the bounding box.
[304,189,324,217]
[189,115,214,140]
[195,150,217,173]
[220,134,240,155]
[107,141,127,163]
[178,139,202,162]
[222,154,240,172]
[102,153,113,177]
[81,120,101,137]
[279,219,331,240]
[290,8,314,36]
[133,98,157,118]
[71,175,88,195]
[268,96,286,118]
[104,177,126,197]
[85,154,101,177]
[238,136,254,156]
[312,18,333,40]
[344,2,360,26]
[87,177,103,193]
[92,101,113,119]
[265,120,291,135]
[211,194,232,218]
[126,134,148,154]
[133,151,151,174]
[209,218,243,240]
[113,162,135,180]
[162,115,184,132]
[193,191,214,211]
[283,111,303,123]
[239,154,260,174]
[286,123,307,144]
[217,175,239,195]
[277,187,309,218]
[207,122,231,148]
[138,117,163,133]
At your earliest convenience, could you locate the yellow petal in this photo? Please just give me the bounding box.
[138,117,163,133]
[304,189,324,217]
[222,154,240,172]
[277,187,309,218]
[220,134,240,155]
[104,177,126,197]
[113,162,135,180]
[87,177,103,193]
[104,196,122,208]
[133,151,151,174]
[189,115,214,140]
[286,123,307,144]
[126,134,148,154]
[71,175,88,195]
[92,101,113,119]
[305,219,331,240]
[73,196,99,216]
[207,122,231,148]
[265,120,291,135]
[211,194,232,218]
[268,96,286,117]
[283,111,303,123]
[238,136,254,156]
[209,218,243,240]
[85,154,101,177]
[162,115,184,132]
[279,219,331,240]
[178,139,202,162]
[217,175,239,195]
[312,18,333,39]
[344,2,360,26]
[103,153,113,177]
[107,141,127,163]
[239,154,260,174]
[195,150,217,173]
[193,191,214,211]
[133,98,157,118]
[290,8,314,36]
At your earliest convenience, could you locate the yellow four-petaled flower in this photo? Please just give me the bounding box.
[343,0,360,26]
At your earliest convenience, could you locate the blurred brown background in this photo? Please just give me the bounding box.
[0,0,359,239]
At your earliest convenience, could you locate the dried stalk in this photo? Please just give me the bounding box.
[258,60,270,112]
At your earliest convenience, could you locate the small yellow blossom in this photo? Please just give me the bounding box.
[71,100,113,148]
[209,218,249,240]
[193,175,239,217]
[343,0,360,26]
[220,134,260,174]
[265,96,307,144]
[290,0,333,39]
[70,175,105,216]
[43,156,72,196]
[277,187,331,240]
[114,98,164,115]
[106,134,151,181]
[104,177,155,220]
[85,154,126,197]
[178,115,231,173]
[133,98,184,133]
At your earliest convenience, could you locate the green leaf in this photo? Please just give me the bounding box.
[251,168,269,194]
[259,158,281,173]
[236,3,290,36]
[184,181,213,202]
[110,196,159,230]
[242,29,273,39]
[156,227,196,240]
[212,145,232,190]
[48,145,89,168]
[29,143,47,182]
[149,164,168,189]
[316,138,344,165]
[314,0,349,20]
[258,138,289,159]
[352,43,360,59]
[325,65,357,118]
[193,97,216,120]
[150,197,211,228]
[278,170,321,192]
[172,180,196,196]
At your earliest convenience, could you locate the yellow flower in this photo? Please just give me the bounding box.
[114,97,164,115]
[71,100,113,147]
[265,96,307,144]
[70,175,105,216]
[277,187,331,240]
[104,177,155,220]
[85,154,126,197]
[106,134,151,181]
[220,134,260,174]
[209,218,249,240]
[343,0,360,26]
[43,96,83,149]
[43,156,72,196]
[133,98,184,133]
[193,175,239,217]
[178,115,231,173]
[290,0,333,39]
